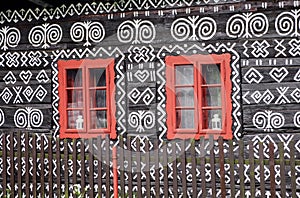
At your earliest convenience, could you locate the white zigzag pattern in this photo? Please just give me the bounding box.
[0,0,236,24]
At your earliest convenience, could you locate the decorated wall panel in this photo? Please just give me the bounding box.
[0,0,298,139]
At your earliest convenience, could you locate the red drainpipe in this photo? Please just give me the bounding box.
[112,146,118,198]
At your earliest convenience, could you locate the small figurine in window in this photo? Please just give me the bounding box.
[211,114,221,130]
[76,115,84,129]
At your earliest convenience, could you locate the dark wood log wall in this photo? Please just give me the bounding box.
[0,0,298,141]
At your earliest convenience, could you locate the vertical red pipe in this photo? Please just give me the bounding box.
[113,146,118,198]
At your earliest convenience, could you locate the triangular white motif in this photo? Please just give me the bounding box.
[36,70,50,83]
[294,69,300,82]
[3,71,16,85]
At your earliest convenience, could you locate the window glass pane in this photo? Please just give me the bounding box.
[175,65,194,85]
[89,68,106,87]
[202,87,221,107]
[90,110,107,129]
[202,110,222,130]
[176,109,195,129]
[202,64,220,84]
[67,69,82,87]
[176,88,194,107]
[67,111,84,129]
[90,90,106,108]
[67,90,83,108]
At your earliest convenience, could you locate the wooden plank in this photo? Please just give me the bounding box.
[48,137,53,198]
[172,141,178,198]
[190,140,197,198]
[2,133,6,197]
[25,133,30,197]
[210,136,216,198]
[269,142,276,198]
[17,133,22,197]
[64,139,69,197]
[105,136,110,198]
[145,139,151,198]
[154,139,160,197]
[136,138,142,198]
[181,140,187,198]
[97,136,103,198]
[31,134,38,198]
[289,140,296,198]
[9,133,15,198]
[88,138,94,198]
[218,137,226,198]
[119,136,125,198]
[279,142,286,198]
[163,141,169,198]
[72,139,77,197]
[249,140,255,198]
[259,142,265,198]
[127,137,133,198]
[200,137,206,198]
[41,135,45,197]
[238,140,245,198]
[80,139,85,194]
[56,137,61,197]
[229,140,235,198]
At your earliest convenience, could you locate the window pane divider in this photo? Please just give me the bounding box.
[175,84,194,88]
[89,87,107,90]
[201,84,221,88]
[201,106,222,110]
[89,108,108,111]
[175,107,195,110]
[66,87,83,90]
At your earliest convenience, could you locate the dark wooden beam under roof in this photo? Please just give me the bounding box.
[0,0,119,11]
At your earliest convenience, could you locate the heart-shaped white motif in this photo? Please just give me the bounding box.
[134,70,150,83]
[19,70,33,84]
[269,67,288,83]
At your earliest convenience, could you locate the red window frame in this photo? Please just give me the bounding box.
[58,58,116,139]
[166,54,232,140]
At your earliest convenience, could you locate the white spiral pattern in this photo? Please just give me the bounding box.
[129,112,140,129]
[171,18,191,41]
[142,111,155,130]
[275,10,300,37]
[117,19,155,44]
[6,27,21,49]
[14,107,43,129]
[226,13,268,38]
[253,112,267,130]
[270,113,285,129]
[171,16,217,41]
[197,17,217,40]
[29,109,43,128]
[0,26,21,51]
[70,21,105,46]
[294,112,300,128]
[14,109,28,128]
[28,23,62,49]
[128,111,155,132]
[249,14,269,37]
[0,109,5,127]
[70,23,85,42]
[253,110,284,132]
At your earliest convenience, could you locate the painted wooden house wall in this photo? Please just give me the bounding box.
[0,0,299,147]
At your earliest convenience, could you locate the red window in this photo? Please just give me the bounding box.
[166,54,232,140]
[58,58,116,139]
